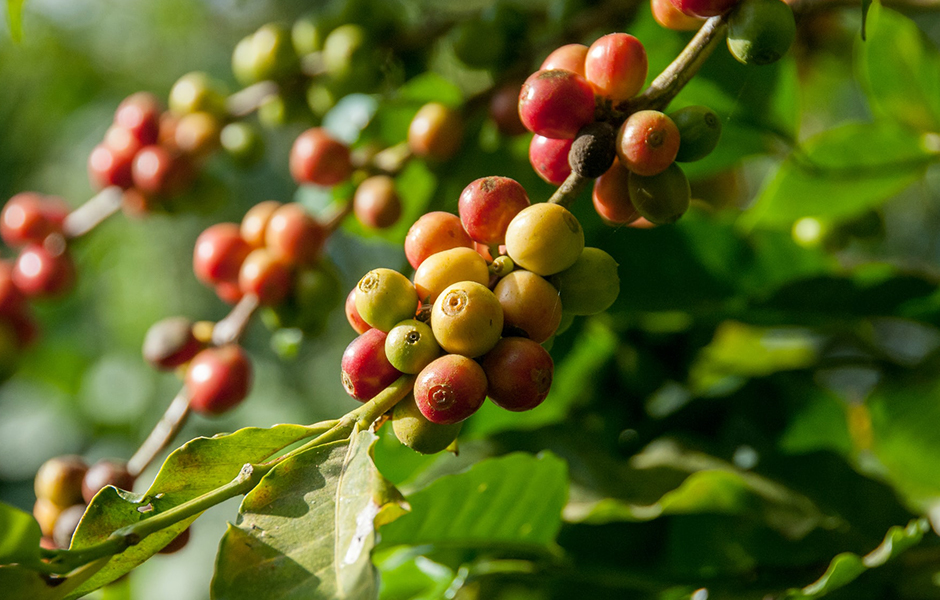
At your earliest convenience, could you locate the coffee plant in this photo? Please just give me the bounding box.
[2,0,940,598]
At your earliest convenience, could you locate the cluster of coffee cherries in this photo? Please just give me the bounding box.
[342,176,619,454]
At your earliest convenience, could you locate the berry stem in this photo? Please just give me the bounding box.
[126,387,191,478]
[369,141,413,175]
[212,293,260,346]
[62,186,124,239]
[225,81,280,118]
[323,200,354,233]
[547,171,589,208]
[299,52,327,77]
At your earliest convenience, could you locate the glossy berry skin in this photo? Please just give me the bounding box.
[142,316,204,370]
[345,288,371,334]
[215,280,244,305]
[550,248,620,316]
[628,163,691,225]
[458,177,530,246]
[593,160,641,225]
[193,223,251,285]
[482,337,554,412]
[652,0,705,30]
[494,270,563,344]
[88,143,136,190]
[114,92,161,147]
[132,145,191,196]
[185,345,252,416]
[671,105,722,162]
[13,243,76,299]
[385,319,440,374]
[408,102,464,161]
[669,0,740,17]
[617,110,681,177]
[414,354,488,425]
[431,281,504,358]
[392,394,462,454]
[264,203,327,266]
[413,247,490,304]
[34,455,88,508]
[489,83,528,136]
[240,201,282,248]
[238,248,292,306]
[1,193,68,247]
[529,136,573,185]
[727,0,796,66]
[341,328,402,402]
[353,175,402,229]
[404,212,474,270]
[289,128,352,186]
[81,459,136,504]
[0,261,26,317]
[584,33,648,102]
[505,203,584,277]
[539,43,588,77]
[355,268,420,332]
[518,70,596,140]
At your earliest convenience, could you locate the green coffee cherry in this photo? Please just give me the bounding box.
[169,72,227,118]
[232,24,299,85]
[670,106,722,163]
[385,319,440,374]
[727,0,796,66]
[551,248,620,316]
[392,394,462,455]
[355,268,419,332]
[220,122,264,166]
[627,163,691,225]
[292,14,329,56]
[322,24,376,92]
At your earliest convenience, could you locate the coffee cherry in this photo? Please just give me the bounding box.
[628,163,691,225]
[431,281,503,358]
[482,337,553,411]
[132,145,191,196]
[1,193,68,247]
[114,92,161,147]
[505,203,584,276]
[186,345,252,416]
[0,261,26,317]
[670,105,722,162]
[408,102,464,161]
[353,175,402,229]
[81,459,135,504]
[539,43,588,77]
[232,23,298,85]
[292,14,327,55]
[88,143,136,190]
[52,504,85,549]
[158,526,191,554]
[142,316,204,370]
[355,268,420,332]
[35,455,87,508]
[529,135,573,185]
[341,328,402,401]
[584,33,648,102]
[220,122,265,166]
[385,319,440,374]
[569,122,616,178]
[392,393,462,454]
[238,248,292,306]
[458,177,530,246]
[33,498,62,538]
[617,110,680,177]
[727,0,796,66]
[264,203,327,266]
[669,0,739,17]
[290,129,352,187]
[593,160,641,224]
[345,288,371,334]
[550,247,620,315]
[404,212,474,269]
[168,72,227,117]
[174,112,222,158]
[322,24,376,87]
[215,280,244,305]
[518,70,596,140]
[489,83,527,136]
[414,354,488,424]
[413,247,490,304]
[494,270,562,343]
[652,0,706,30]
[193,223,251,285]
[13,243,76,299]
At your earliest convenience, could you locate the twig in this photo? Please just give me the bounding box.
[323,201,354,233]
[211,293,260,346]
[63,187,123,239]
[126,388,191,478]
[548,172,589,208]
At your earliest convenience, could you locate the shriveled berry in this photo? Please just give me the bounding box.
[354,175,402,229]
[290,128,352,186]
[482,337,553,411]
[727,0,796,66]
[616,110,680,177]
[584,33,648,102]
[414,354,488,424]
[431,281,503,358]
[671,105,722,162]
[569,122,616,178]
[193,223,251,285]
[81,459,135,504]
[238,248,292,306]
[505,203,584,276]
[458,176,530,246]
[355,268,419,332]
[628,163,691,225]
[13,243,76,299]
[518,69,595,139]
[408,102,464,161]
[539,43,588,77]
[404,212,474,269]
[494,270,562,343]
[345,288,371,334]
[392,393,462,454]
[529,135,573,185]
[550,247,620,315]
[593,160,641,224]
[186,345,252,416]
[341,328,401,401]
[142,316,204,370]
[413,247,490,304]
[34,455,87,508]
[385,319,440,374]
[264,203,327,266]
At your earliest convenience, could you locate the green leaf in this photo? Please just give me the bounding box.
[65,423,326,599]
[378,452,568,553]
[782,518,930,599]
[742,122,935,227]
[375,549,456,600]
[858,2,940,132]
[212,428,406,600]
[1,557,109,600]
[0,502,41,566]
[6,0,24,42]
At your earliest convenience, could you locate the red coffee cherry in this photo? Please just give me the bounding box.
[142,316,204,370]
[34,455,88,508]
[113,92,161,147]
[458,177,530,246]
[518,70,596,140]
[185,345,253,416]
[616,110,680,177]
[584,33,648,102]
[193,223,251,285]
[407,102,464,161]
[353,175,402,229]
[414,354,488,425]
[132,145,191,196]
[159,527,191,554]
[592,160,641,224]
[240,200,282,249]
[88,143,136,190]
[539,43,588,77]
[482,337,554,412]
[529,135,574,185]
[341,328,402,402]
[1,193,68,248]
[404,211,474,270]
[289,128,352,186]
[81,459,136,504]
[345,288,371,334]
[215,280,244,304]
[652,0,706,30]
[6,307,38,349]
[264,203,327,266]
[669,0,739,17]
[13,243,76,299]
[493,270,563,344]
[238,248,292,306]
[489,83,527,136]
[0,261,26,317]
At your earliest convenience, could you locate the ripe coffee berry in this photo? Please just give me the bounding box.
[404,211,474,270]
[238,248,292,306]
[540,43,588,77]
[584,33,648,102]
[494,270,563,344]
[186,345,252,416]
[114,92,161,147]
[82,459,136,503]
[88,143,136,190]
[727,0,797,66]
[345,288,371,334]
[13,243,76,298]
[669,0,739,17]
[265,203,327,266]
[356,268,419,332]
[35,455,87,508]
[413,247,489,304]
[142,316,204,370]
[240,201,282,249]
[551,248,620,316]
[593,160,641,224]
[353,175,402,229]
[670,105,722,162]
[193,223,251,285]
[392,394,462,455]
[617,110,681,176]
[1,193,68,247]
[569,122,617,178]
[529,135,573,185]
[341,328,402,401]
[289,128,352,186]
[482,337,554,412]
[132,145,191,196]
[651,0,705,30]
[414,354,488,424]
[628,163,691,224]
[458,176,530,245]
[431,281,504,358]
[407,102,464,161]
[505,203,584,277]
[518,70,596,139]
[385,319,440,375]
[489,83,527,136]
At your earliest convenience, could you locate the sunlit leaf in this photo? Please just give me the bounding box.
[6,0,24,42]
[0,502,41,566]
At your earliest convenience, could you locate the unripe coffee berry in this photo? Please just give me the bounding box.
[290,128,352,186]
[142,316,204,370]
[81,459,136,504]
[404,211,474,270]
[505,203,584,276]
[670,105,722,162]
[550,248,620,315]
[34,455,87,508]
[408,102,464,161]
[458,176,530,245]
[540,43,588,77]
[385,319,441,374]
[220,122,265,166]
[392,394,462,454]
[341,328,402,401]
[414,354,488,424]
[593,160,641,225]
[482,337,554,412]
[569,122,617,178]
[174,112,222,158]
[518,70,596,140]
[617,110,680,177]
[494,270,563,343]
[193,223,251,285]
[354,175,402,229]
[186,345,252,416]
[584,33,648,102]
[355,268,419,332]
[727,0,796,66]
[413,247,490,304]
[169,72,227,117]
[529,135,573,185]
[431,281,504,358]
[628,163,691,225]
